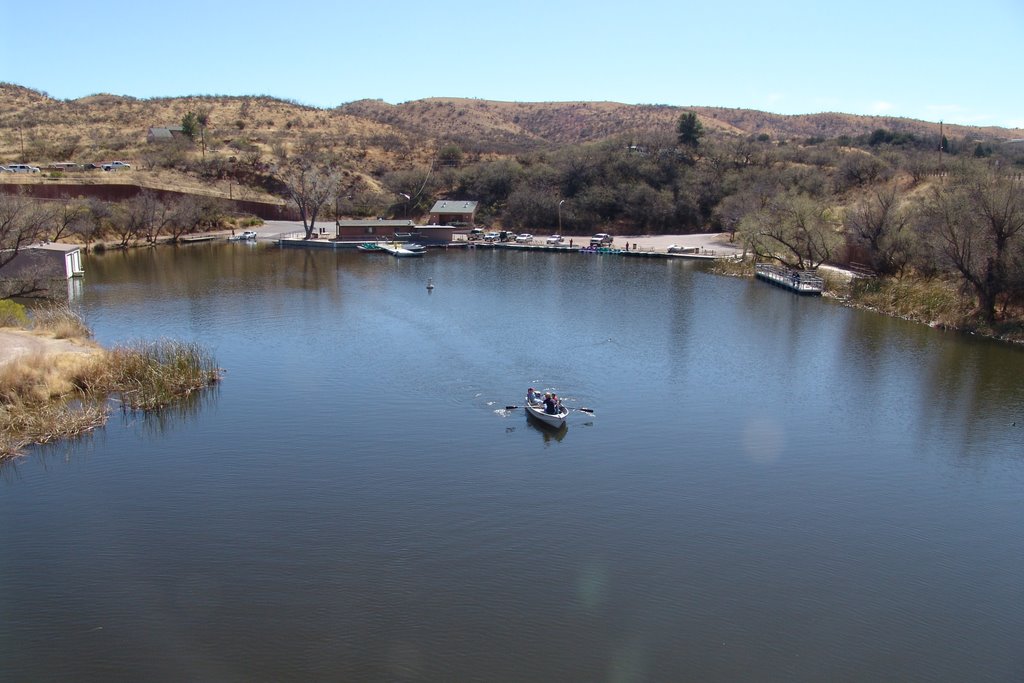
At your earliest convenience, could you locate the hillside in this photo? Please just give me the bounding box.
[3,83,1021,177]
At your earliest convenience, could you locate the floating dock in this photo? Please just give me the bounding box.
[376,242,424,257]
[755,263,824,295]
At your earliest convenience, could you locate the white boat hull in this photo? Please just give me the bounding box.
[524,401,568,428]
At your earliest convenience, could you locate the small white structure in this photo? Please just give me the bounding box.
[1,242,85,299]
[18,242,85,279]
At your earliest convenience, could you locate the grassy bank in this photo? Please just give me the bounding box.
[710,258,1024,345]
[0,303,221,459]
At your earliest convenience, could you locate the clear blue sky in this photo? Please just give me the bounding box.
[5,0,1022,129]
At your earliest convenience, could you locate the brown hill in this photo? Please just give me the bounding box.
[1,82,1020,195]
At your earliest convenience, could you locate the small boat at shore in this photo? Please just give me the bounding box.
[404,243,427,253]
[358,242,384,252]
[524,398,568,428]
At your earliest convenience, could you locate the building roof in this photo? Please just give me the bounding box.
[429,200,478,214]
[147,126,184,141]
[0,244,77,279]
[27,241,81,254]
[337,220,415,228]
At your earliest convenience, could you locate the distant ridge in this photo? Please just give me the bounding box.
[1,82,1020,168]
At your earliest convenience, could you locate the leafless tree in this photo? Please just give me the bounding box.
[276,138,340,239]
[83,198,112,248]
[922,170,1024,322]
[845,184,912,275]
[0,195,52,298]
[109,193,165,248]
[0,194,48,270]
[48,199,91,242]
[739,190,841,270]
[164,195,225,241]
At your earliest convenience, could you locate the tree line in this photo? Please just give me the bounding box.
[279,112,1023,324]
[0,191,232,297]
[5,107,1023,325]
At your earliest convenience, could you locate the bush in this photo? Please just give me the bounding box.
[0,300,29,328]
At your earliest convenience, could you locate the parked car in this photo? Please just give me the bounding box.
[7,164,40,173]
[546,234,564,245]
[467,228,486,241]
[102,161,131,171]
[483,232,500,242]
[515,233,534,244]
[590,233,613,246]
[498,230,518,242]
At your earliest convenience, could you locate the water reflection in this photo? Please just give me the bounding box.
[4,243,1023,681]
[114,384,220,439]
[525,417,568,443]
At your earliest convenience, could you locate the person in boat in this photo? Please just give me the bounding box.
[543,392,557,414]
[527,387,542,406]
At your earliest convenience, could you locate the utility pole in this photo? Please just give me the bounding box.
[938,120,945,175]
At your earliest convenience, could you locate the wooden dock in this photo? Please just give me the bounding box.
[755,263,824,295]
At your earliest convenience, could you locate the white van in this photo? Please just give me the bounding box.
[7,164,40,173]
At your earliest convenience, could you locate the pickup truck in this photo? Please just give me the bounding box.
[102,161,132,171]
[590,233,613,246]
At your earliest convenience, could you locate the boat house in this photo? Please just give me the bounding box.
[0,242,85,299]
[333,220,458,244]
[427,200,478,227]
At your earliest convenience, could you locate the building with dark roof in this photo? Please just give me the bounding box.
[427,200,478,226]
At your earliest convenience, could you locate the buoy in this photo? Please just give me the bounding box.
[426,278,434,290]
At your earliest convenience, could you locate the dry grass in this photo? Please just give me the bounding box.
[0,399,109,456]
[4,82,1018,200]
[31,302,93,340]
[92,339,222,411]
[0,335,221,460]
[0,350,108,458]
[849,276,968,328]
[0,350,102,403]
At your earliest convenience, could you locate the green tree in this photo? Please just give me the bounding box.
[181,109,211,159]
[676,111,704,148]
[181,111,199,140]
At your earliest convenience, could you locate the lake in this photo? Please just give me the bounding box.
[2,242,1023,682]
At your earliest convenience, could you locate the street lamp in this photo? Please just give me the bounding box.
[558,199,566,234]
[399,192,411,219]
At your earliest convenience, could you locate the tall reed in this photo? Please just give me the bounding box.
[98,339,222,411]
[2,338,221,460]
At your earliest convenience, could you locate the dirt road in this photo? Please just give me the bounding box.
[0,329,99,367]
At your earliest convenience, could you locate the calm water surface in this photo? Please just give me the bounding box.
[2,243,1023,681]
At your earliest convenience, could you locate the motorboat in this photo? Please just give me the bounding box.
[358,242,383,251]
[524,397,568,428]
[404,243,427,253]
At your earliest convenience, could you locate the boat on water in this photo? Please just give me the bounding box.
[524,398,568,428]
[357,242,384,252]
[228,230,258,242]
[375,242,425,257]
[404,243,427,253]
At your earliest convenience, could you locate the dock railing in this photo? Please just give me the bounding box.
[755,263,825,294]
